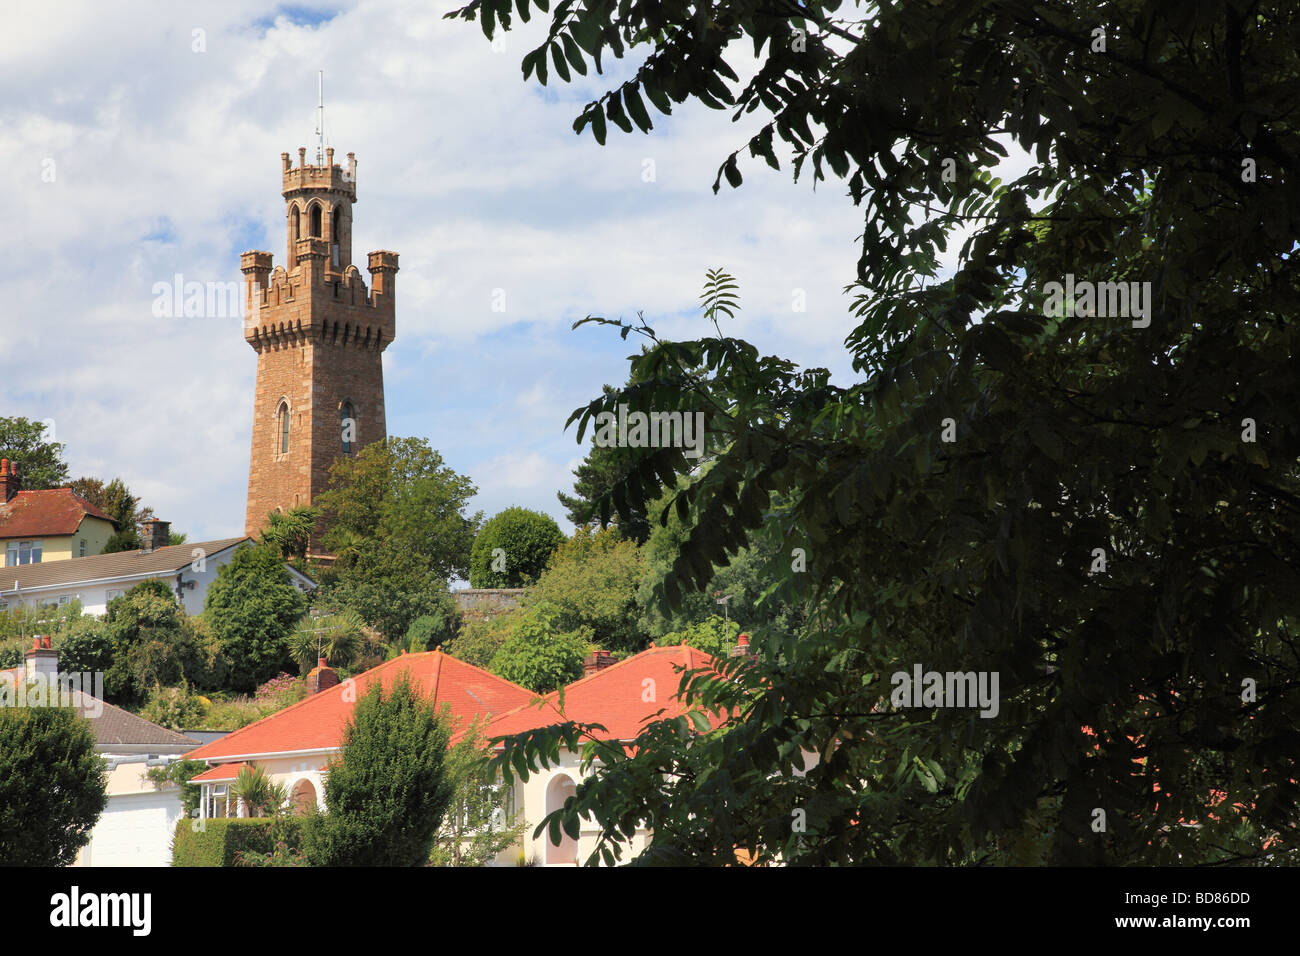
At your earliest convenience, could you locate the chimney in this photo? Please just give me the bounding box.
[306,657,339,695]
[729,633,752,658]
[582,650,616,677]
[0,459,20,503]
[25,635,58,680]
[140,519,171,554]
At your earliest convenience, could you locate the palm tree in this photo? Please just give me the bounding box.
[232,764,287,818]
[260,506,320,562]
[289,608,364,673]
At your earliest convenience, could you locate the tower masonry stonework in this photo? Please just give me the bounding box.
[241,147,398,546]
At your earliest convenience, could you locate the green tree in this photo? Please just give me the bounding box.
[469,507,565,588]
[302,673,454,866]
[204,544,306,693]
[260,505,320,563]
[443,611,517,670]
[430,717,527,866]
[70,477,156,552]
[232,764,288,818]
[527,525,646,652]
[657,615,740,659]
[453,0,1300,866]
[557,386,653,544]
[489,604,589,693]
[0,416,68,490]
[0,702,107,865]
[404,600,458,653]
[100,580,209,704]
[637,483,806,641]
[315,438,479,641]
[288,608,364,673]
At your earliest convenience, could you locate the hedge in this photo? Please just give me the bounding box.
[171,817,303,867]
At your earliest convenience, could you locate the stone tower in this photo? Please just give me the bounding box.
[240,146,398,544]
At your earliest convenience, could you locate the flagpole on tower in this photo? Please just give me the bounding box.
[315,70,325,165]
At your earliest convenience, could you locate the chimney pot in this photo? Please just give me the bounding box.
[0,459,19,502]
[24,636,59,680]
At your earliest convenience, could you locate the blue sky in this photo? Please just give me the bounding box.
[0,0,902,543]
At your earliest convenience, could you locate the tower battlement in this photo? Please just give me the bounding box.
[282,147,357,199]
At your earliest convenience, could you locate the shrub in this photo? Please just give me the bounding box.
[301,674,452,866]
[443,610,517,669]
[0,704,107,865]
[488,604,589,693]
[140,684,207,731]
[203,543,306,693]
[171,817,304,867]
[468,507,565,588]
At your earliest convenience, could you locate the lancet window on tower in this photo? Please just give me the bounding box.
[341,400,356,455]
[310,203,323,238]
[331,207,341,267]
[277,400,291,455]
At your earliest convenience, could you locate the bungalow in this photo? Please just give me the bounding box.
[0,533,315,617]
[181,642,733,865]
[2,637,202,866]
[182,649,538,856]
[0,459,118,566]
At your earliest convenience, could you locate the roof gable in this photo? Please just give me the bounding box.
[0,489,118,540]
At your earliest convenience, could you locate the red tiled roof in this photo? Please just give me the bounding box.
[488,644,724,742]
[191,761,250,783]
[184,650,536,763]
[0,489,117,540]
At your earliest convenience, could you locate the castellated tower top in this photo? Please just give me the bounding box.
[240,148,399,356]
[282,146,357,200]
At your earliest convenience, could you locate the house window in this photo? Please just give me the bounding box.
[6,541,41,566]
[79,539,86,558]
[106,589,124,602]
[206,785,233,820]
[277,401,291,455]
[341,401,355,455]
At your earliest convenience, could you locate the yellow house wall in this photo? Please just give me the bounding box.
[1,515,116,566]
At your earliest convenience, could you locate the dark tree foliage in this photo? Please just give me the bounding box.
[453,0,1300,865]
[315,438,479,640]
[71,476,158,552]
[302,674,454,866]
[0,704,107,865]
[557,386,653,544]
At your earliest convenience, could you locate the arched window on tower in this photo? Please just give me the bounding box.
[341,401,356,455]
[278,401,290,455]
[310,203,323,238]
[292,206,301,244]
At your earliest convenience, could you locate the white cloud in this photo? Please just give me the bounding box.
[0,1,889,548]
